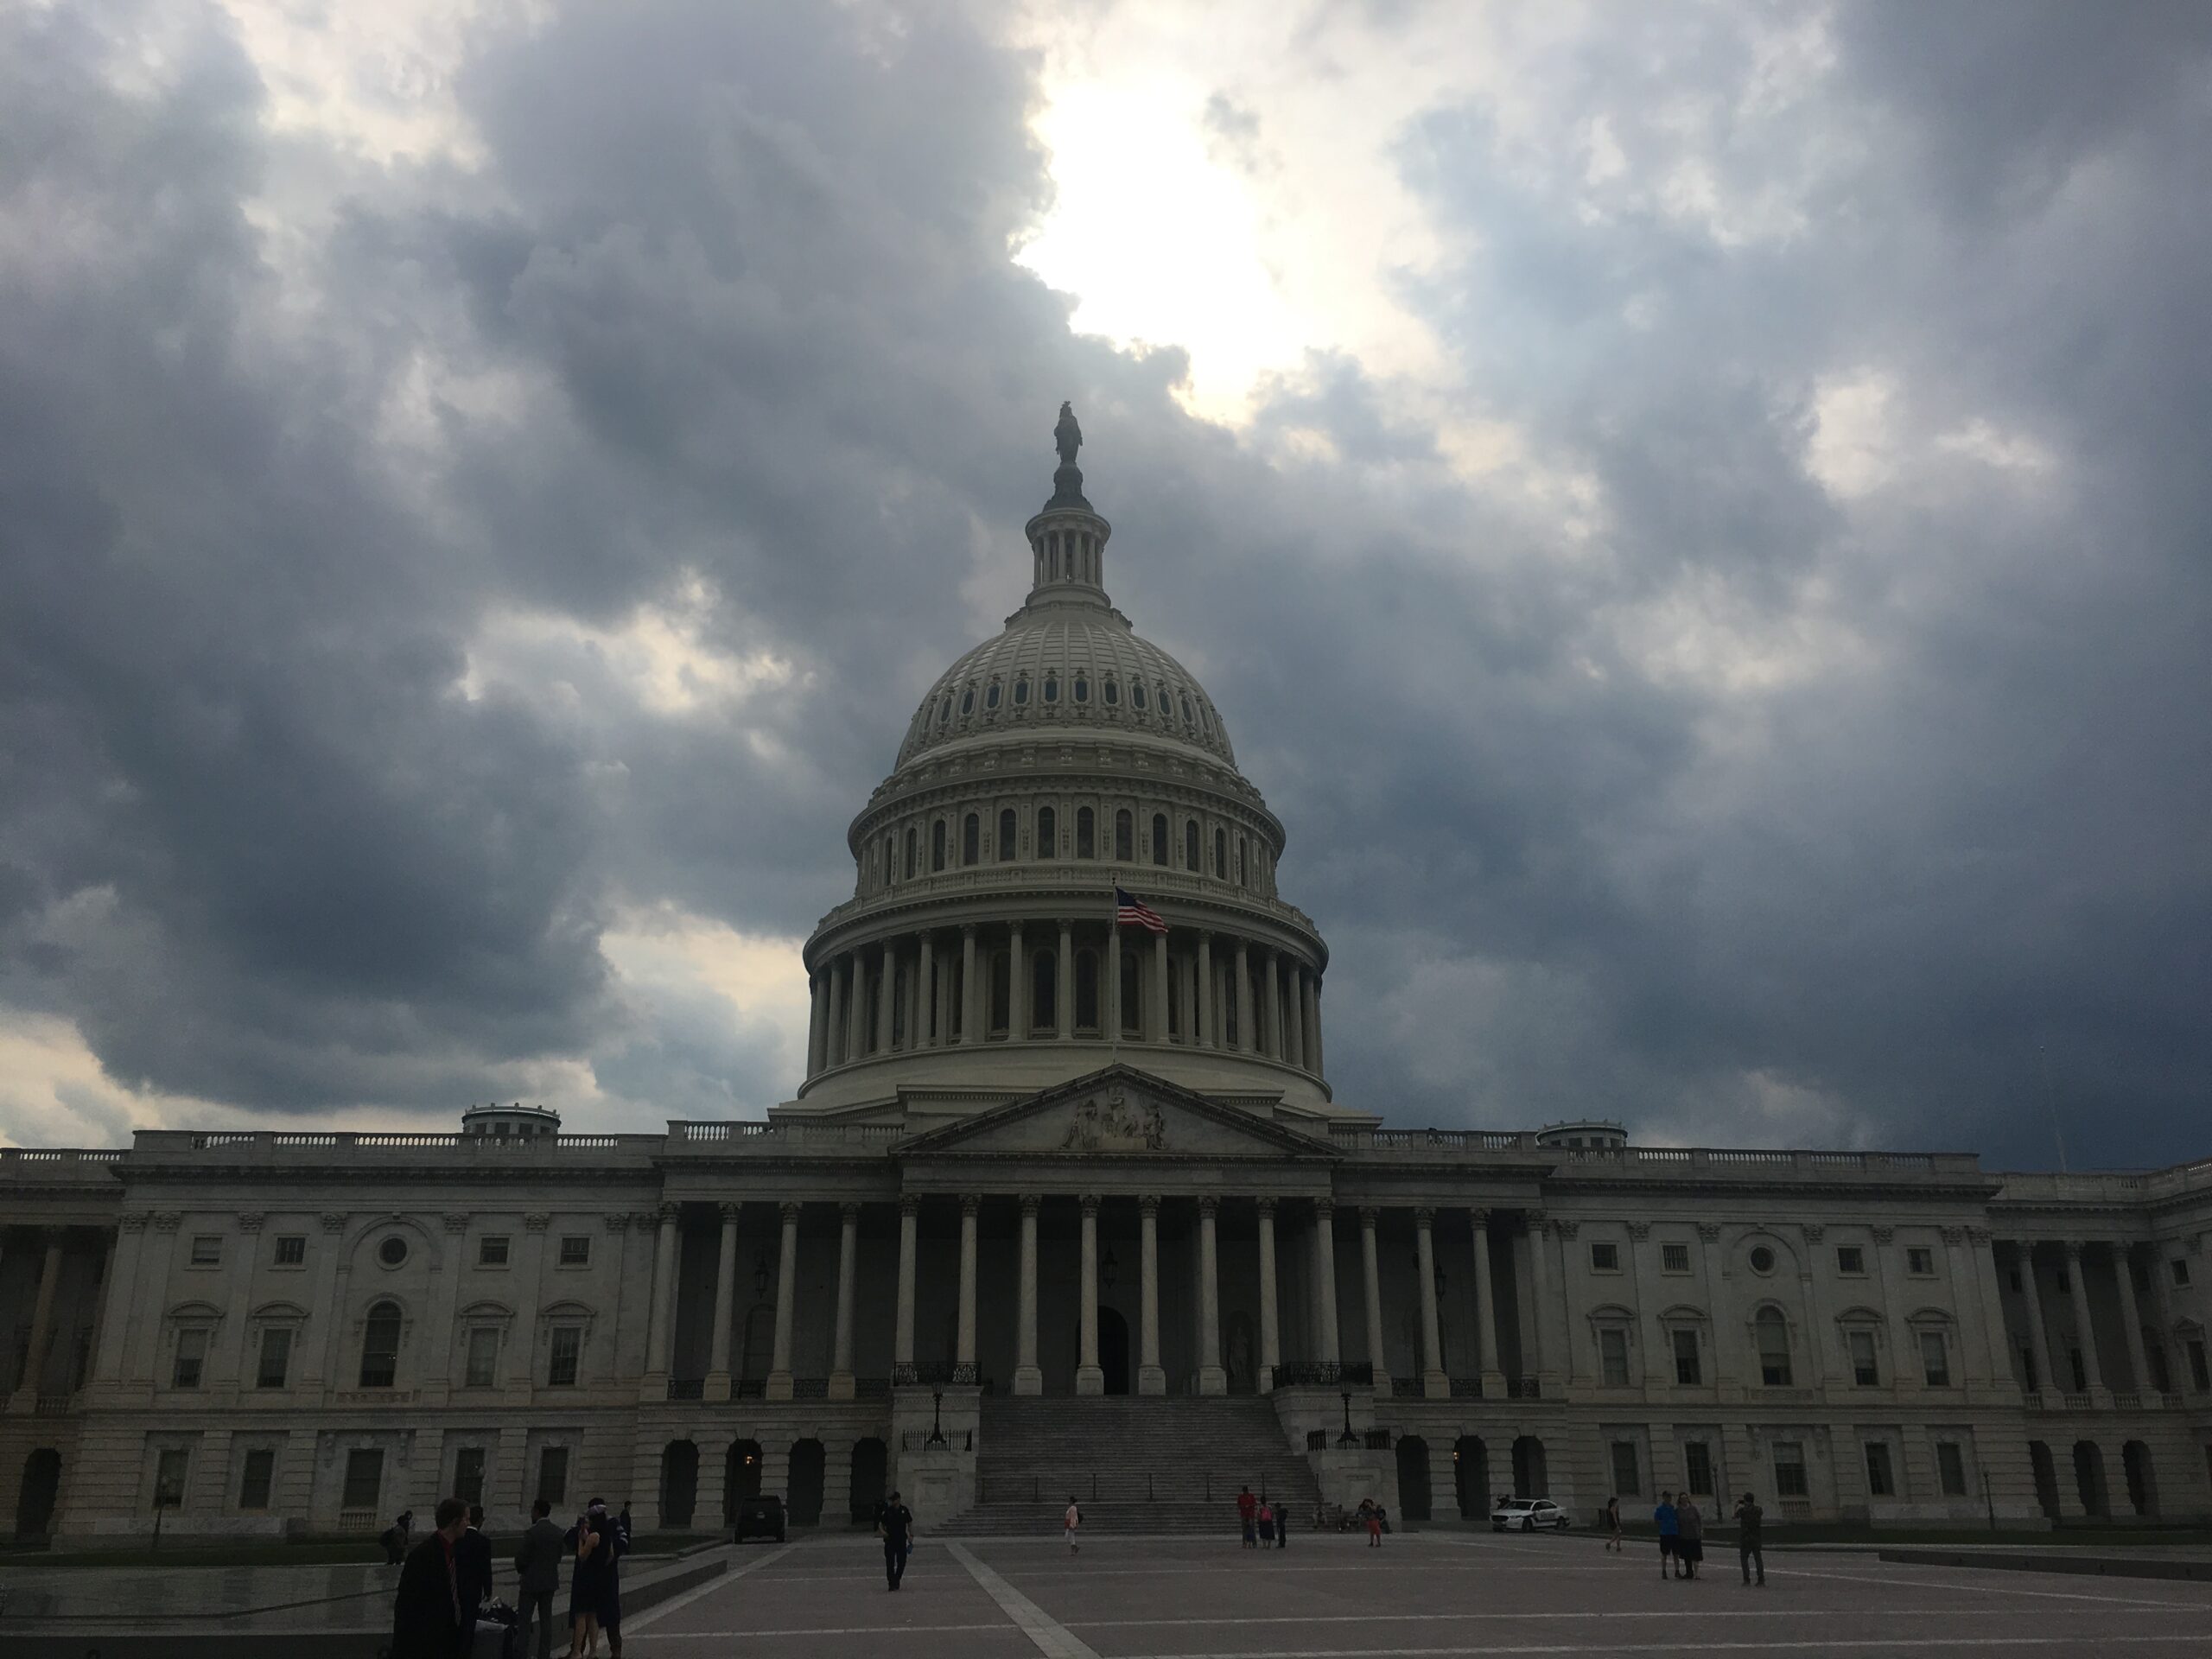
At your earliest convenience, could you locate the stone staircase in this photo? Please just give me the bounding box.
[932,1395,1322,1535]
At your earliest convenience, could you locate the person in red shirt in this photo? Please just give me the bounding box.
[1237,1485,1258,1548]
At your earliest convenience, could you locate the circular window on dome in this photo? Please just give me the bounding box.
[1103,677,1119,706]
[1013,676,1029,706]
[1131,682,1147,710]
[1043,674,1058,703]
[378,1235,409,1268]
[985,682,1001,710]
[1749,1245,1776,1274]
[1073,674,1089,703]
[960,687,975,716]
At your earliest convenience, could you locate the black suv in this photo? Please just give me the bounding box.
[734,1494,786,1543]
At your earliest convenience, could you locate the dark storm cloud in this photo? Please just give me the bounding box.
[2,0,2206,1166]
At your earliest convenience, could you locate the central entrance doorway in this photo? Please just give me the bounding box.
[1099,1306,1131,1395]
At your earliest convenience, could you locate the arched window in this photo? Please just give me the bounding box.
[1121,950,1141,1037]
[1103,677,1120,706]
[997,807,1017,861]
[1076,806,1096,859]
[1114,809,1134,862]
[1131,682,1147,710]
[962,813,980,866]
[938,695,951,725]
[960,686,975,716]
[1037,805,1057,859]
[985,682,1001,711]
[359,1300,402,1389]
[1043,674,1058,703]
[1033,950,1057,1033]
[904,828,918,880]
[931,820,947,872]
[884,834,896,886]
[1075,950,1100,1030]
[1151,813,1168,864]
[1073,674,1089,703]
[1180,694,1194,724]
[1161,689,1177,724]
[1756,1307,1793,1387]
[1214,828,1227,878]
[1185,819,1200,872]
[1013,676,1029,707]
[989,950,1011,1035]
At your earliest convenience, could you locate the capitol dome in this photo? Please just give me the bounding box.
[785,405,1341,1123]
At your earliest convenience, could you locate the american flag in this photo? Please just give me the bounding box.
[1115,886,1167,934]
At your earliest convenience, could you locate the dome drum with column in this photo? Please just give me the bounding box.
[789,409,1338,1118]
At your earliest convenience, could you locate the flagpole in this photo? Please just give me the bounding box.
[1108,868,1120,1069]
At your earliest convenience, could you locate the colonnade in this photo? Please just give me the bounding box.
[2003,1237,2184,1400]
[803,924,1323,1078]
[3,1228,103,1408]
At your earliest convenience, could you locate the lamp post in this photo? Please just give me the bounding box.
[926,1389,948,1449]
[1338,1389,1357,1446]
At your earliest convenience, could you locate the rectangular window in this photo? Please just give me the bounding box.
[1662,1242,1690,1274]
[238,1448,275,1510]
[1836,1245,1866,1274]
[454,1446,486,1508]
[549,1325,582,1387]
[464,1327,500,1389]
[1600,1327,1630,1387]
[340,1448,385,1511]
[1684,1441,1713,1496]
[172,1327,209,1389]
[1907,1247,1935,1275]
[1936,1442,1967,1497]
[1590,1243,1620,1273]
[1672,1328,1702,1386]
[1920,1332,1951,1387]
[154,1448,190,1507]
[1849,1330,1880,1386]
[1864,1442,1895,1497]
[479,1236,510,1267]
[274,1234,306,1266]
[1773,1442,1808,1498]
[189,1235,223,1266]
[558,1236,591,1268]
[1610,1440,1641,1497]
[537,1446,569,1507]
[2187,1339,2209,1393]
[256,1326,292,1389]
[2173,1258,2191,1288]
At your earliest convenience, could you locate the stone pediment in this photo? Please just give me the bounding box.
[896,1065,1335,1161]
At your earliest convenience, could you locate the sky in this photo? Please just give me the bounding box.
[1,0,2208,1168]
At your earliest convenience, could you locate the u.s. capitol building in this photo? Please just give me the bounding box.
[6,413,2210,1542]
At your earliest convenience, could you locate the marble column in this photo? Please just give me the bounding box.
[1233,941,1252,1052]
[1305,976,1324,1074]
[957,1197,981,1369]
[1014,1196,1043,1395]
[14,1236,64,1402]
[846,951,868,1059]
[1262,951,1282,1059]
[1312,1199,1341,1364]
[1196,1197,1226,1394]
[1285,966,1306,1070]
[707,1202,741,1401]
[894,1198,918,1368]
[874,943,896,1052]
[960,925,980,1045]
[2113,1245,2153,1395]
[1359,1207,1389,1394]
[1138,1197,1165,1395]
[1256,1198,1281,1391]
[807,974,828,1075]
[2062,1240,2104,1393]
[1077,1196,1103,1395]
[2015,1242,2058,1395]
[1940,1225,1990,1389]
[1525,1214,1553,1381]
[644,1205,680,1387]
[1415,1208,1446,1397]
[1010,925,1028,1041]
[767,1202,800,1400]
[905,942,921,1050]
[1970,1229,2020,1389]
[1057,924,1074,1039]
[918,933,936,1048]
[91,1215,146,1387]
[1197,932,1215,1048]
[824,962,847,1066]
[1152,931,1170,1041]
[1470,1208,1503,1391]
[831,1202,859,1399]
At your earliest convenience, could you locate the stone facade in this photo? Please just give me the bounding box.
[5,417,2210,1540]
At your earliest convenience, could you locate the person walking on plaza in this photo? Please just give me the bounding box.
[1360,1497,1382,1547]
[1653,1491,1680,1580]
[1734,1491,1765,1586]
[391,1497,469,1659]
[1065,1495,1082,1555]
[1256,1499,1274,1546]
[1675,1497,1703,1580]
[1604,1496,1624,1552]
[514,1498,565,1659]
[1239,1484,1258,1548]
[565,1497,627,1659]
[384,1509,416,1567]
[455,1503,493,1638]
[879,1490,914,1591]
[1276,1497,1287,1549]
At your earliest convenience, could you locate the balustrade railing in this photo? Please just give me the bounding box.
[1506,1376,1542,1400]
[791,1377,830,1400]
[893,1361,980,1387]
[666,1377,704,1401]
[1272,1361,1373,1388]
[1448,1376,1484,1399]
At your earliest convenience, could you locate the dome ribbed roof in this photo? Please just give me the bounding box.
[895,601,1236,770]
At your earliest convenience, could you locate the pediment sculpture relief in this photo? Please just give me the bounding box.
[1060,1090,1167,1153]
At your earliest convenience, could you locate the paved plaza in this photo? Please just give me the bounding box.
[615,1530,2212,1659]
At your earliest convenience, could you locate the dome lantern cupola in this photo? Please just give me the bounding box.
[1024,401,1112,608]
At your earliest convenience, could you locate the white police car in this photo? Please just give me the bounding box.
[1490,1497,1571,1531]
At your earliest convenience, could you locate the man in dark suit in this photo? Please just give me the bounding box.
[391,1497,468,1659]
[454,1503,494,1645]
[512,1498,565,1659]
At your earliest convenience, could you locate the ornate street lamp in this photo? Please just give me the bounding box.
[1337,1390,1357,1447]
